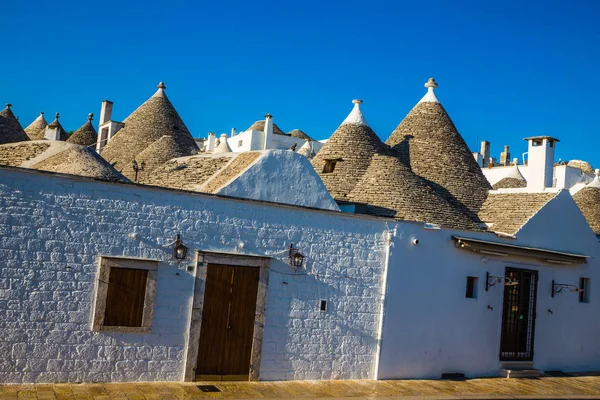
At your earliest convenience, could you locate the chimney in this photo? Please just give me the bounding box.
[44,125,59,140]
[263,114,273,150]
[207,132,216,152]
[500,145,511,166]
[480,141,490,167]
[231,127,237,137]
[99,100,113,125]
[525,136,559,190]
[220,133,229,142]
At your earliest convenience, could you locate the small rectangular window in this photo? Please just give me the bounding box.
[320,300,328,312]
[92,257,158,333]
[322,160,337,174]
[466,276,478,299]
[238,140,243,147]
[579,277,590,303]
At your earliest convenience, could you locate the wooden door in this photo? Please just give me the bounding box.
[196,264,260,380]
[500,268,538,361]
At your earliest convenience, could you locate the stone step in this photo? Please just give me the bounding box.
[500,368,542,378]
[500,361,534,369]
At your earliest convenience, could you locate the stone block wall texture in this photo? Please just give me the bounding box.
[0,168,387,383]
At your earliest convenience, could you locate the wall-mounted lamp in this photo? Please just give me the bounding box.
[551,280,583,298]
[173,234,188,263]
[485,271,518,291]
[288,243,305,271]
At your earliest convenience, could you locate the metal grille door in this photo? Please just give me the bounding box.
[500,268,538,361]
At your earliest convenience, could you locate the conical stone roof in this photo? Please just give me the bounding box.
[289,129,313,141]
[312,100,389,200]
[297,140,315,158]
[386,78,491,220]
[100,82,199,180]
[136,135,202,184]
[246,120,287,136]
[0,104,29,144]
[492,164,527,189]
[67,113,97,146]
[573,175,600,235]
[347,153,478,229]
[24,112,48,140]
[213,136,232,154]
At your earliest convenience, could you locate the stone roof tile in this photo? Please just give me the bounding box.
[66,114,97,146]
[0,104,29,144]
[24,112,48,140]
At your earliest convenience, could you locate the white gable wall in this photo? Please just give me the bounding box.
[216,150,340,211]
[0,167,387,383]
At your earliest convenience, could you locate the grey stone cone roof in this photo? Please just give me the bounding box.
[136,135,201,183]
[0,141,129,183]
[24,112,48,140]
[347,153,479,230]
[573,187,600,235]
[568,159,594,174]
[478,192,558,234]
[492,177,527,189]
[100,83,199,180]
[0,105,29,144]
[247,120,287,136]
[312,122,389,200]
[66,116,97,146]
[385,82,491,221]
[289,129,313,141]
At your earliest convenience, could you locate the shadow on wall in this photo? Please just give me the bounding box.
[261,258,380,380]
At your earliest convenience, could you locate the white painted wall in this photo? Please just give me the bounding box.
[216,150,340,211]
[225,131,323,154]
[378,192,600,379]
[0,167,387,383]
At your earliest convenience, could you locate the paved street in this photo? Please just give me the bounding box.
[3,375,600,399]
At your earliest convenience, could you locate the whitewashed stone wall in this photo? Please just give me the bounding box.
[0,167,387,383]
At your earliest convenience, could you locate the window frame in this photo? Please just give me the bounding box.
[579,277,590,303]
[91,256,159,333]
[465,276,478,299]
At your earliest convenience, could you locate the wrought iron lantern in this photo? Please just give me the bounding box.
[551,280,582,297]
[173,234,188,262]
[485,272,518,291]
[288,243,305,271]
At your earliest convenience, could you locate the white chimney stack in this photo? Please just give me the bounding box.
[525,136,559,190]
[231,128,237,137]
[263,114,273,150]
[99,100,113,125]
[207,132,217,152]
[480,141,490,167]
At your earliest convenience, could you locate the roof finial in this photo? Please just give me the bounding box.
[5,103,11,109]
[157,82,166,89]
[424,78,438,89]
[418,78,440,103]
[341,99,369,126]
[265,113,273,119]
[40,111,44,115]
[88,113,94,121]
[55,112,60,120]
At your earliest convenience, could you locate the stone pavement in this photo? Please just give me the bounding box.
[3,376,600,399]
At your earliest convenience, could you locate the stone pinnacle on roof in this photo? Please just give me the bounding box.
[341,99,369,126]
[386,78,491,221]
[99,81,199,180]
[66,113,98,146]
[419,78,440,103]
[0,103,30,144]
[24,112,48,140]
[312,99,389,200]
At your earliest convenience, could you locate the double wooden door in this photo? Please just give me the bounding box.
[196,264,260,380]
[499,268,538,361]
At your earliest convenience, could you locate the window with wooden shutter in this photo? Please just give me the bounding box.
[91,257,158,333]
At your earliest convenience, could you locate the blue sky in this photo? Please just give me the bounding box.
[2,0,600,166]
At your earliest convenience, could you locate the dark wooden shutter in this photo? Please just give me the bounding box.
[104,267,148,327]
